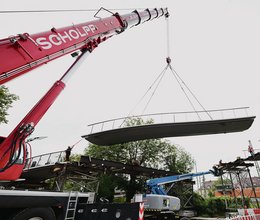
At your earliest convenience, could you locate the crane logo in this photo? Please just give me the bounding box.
[35,24,97,50]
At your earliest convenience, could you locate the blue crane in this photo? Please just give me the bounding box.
[147,171,213,195]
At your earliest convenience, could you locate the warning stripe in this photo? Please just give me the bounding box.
[227,214,260,220]
[139,203,144,220]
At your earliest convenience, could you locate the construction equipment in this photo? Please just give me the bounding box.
[133,171,213,219]
[0,7,168,220]
[0,7,168,181]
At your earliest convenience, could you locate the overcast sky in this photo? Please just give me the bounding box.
[1,0,260,181]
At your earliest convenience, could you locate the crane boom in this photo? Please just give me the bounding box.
[0,8,168,84]
[147,171,212,195]
[0,8,168,181]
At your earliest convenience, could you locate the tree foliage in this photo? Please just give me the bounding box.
[97,174,122,202]
[0,86,19,124]
[164,144,194,173]
[193,193,226,217]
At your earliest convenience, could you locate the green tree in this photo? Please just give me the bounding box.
[193,192,207,216]
[85,117,194,202]
[86,118,164,167]
[164,143,194,173]
[0,86,19,124]
[97,174,120,202]
[204,197,226,217]
[193,194,227,217]
[69,153,81,162]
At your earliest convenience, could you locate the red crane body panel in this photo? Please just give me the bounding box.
[0,17,122,84]
[0,9,167,84]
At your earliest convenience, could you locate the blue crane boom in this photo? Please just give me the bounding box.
[147,171,212,195]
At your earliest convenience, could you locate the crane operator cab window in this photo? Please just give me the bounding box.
[163,198,170,208]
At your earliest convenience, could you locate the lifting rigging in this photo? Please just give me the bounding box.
[83,13,255,146]
[122,12,211,119]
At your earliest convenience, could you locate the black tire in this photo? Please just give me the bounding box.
[11,207,55,220]
[157,213,175,220]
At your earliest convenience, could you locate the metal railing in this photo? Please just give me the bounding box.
[24,150,66,170]
[88,107,251,134]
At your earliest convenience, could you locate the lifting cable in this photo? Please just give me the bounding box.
[163,14,212,120]
[168,63,202,120]
[168,64,213,120]
[119,65,168,127]
[125,12,213,121]
[165,16,212,119]
[141,66,167,115]
[0,8,145,14]
[122,16,174,119]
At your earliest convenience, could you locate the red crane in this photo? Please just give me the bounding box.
[0,8,168,180]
